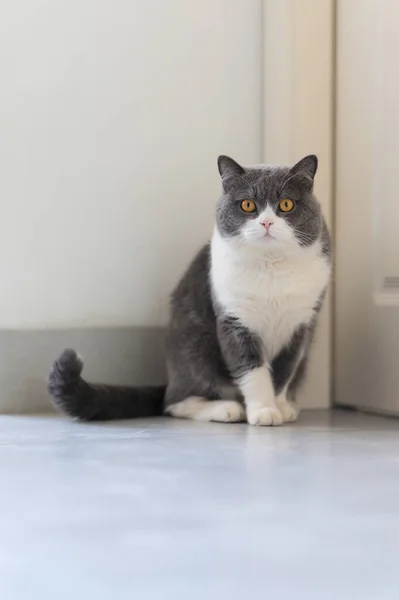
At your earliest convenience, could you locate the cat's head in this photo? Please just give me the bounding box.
[216,155,323,253]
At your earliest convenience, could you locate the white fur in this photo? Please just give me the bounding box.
[166,397,245,423]
[211,222,330,361]
[239,366,283,426]
[275,395,300,422]
[211,215,330,426]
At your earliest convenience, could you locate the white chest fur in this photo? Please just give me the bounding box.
[211,230,331,360]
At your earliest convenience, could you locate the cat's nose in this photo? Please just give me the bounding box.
[261,220,274,231]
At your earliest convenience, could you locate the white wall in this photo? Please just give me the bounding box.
[0,0,334,414]
[0,0,262,329]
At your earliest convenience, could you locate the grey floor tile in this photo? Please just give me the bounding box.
[1,410,399,599]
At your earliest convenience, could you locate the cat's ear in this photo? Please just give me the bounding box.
[282,155,318,194]
[290,154,318,180]
[217,155,245,180]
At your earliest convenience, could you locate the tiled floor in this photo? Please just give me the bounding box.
[1,410,399,599]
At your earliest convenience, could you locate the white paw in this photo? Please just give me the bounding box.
[276,397,300,423]
[209,401,246,423]
[166,397,245,423]
[247,406,283,427]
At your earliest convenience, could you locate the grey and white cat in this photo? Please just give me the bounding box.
[48,154,331,426]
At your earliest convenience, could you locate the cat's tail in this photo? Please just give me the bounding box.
[48,349,165,421]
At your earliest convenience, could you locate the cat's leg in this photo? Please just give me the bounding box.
[271,327,310,423]
[164,372,245,423]
[282,355,309,421]
[164,299,247,423]
[165,396,245,423]
[275,393,300,423]
[217,316,283,426]
[239,367,283,426]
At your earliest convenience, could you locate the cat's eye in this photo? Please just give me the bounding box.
[279,198,295,213]
[240,200,256,213]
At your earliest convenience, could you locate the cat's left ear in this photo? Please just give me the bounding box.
[290,154,318,180]
[217,155,245,180]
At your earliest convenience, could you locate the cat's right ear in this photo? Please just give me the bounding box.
[217,155,245,183]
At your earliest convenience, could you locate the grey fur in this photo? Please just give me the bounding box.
[48,349,164,420]
[48,155,331,422]
[217,315,263,379]
[320,218,332,256]
[164,245,230,407]
[271,326,308,395]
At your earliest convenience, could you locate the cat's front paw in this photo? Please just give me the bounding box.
[247,406,283,427]
[276,396,300,423]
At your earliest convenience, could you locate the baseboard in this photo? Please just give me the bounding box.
[0,327,167,414]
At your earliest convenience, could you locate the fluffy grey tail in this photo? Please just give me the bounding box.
[48,349,165,421]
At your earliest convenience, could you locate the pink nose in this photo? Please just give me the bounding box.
[261,220,274,231]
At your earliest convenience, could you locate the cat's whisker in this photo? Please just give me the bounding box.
[291,227,314,238]
[291,229,315,245]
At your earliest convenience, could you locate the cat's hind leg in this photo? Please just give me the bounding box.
[276,355,309,423]
[272,332,309,423]
[165,397,245,423]
[275,395,300,423]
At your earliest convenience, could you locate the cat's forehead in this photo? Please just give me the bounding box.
[241,165,291,196]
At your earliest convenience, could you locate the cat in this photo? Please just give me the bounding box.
[48,154,331,426]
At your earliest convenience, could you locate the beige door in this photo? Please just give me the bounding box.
[336,0,399,415]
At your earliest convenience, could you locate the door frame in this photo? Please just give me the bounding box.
[262,0,335,408]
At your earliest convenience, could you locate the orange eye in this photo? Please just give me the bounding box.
[240,200,256,213]
[279,198,294,212]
